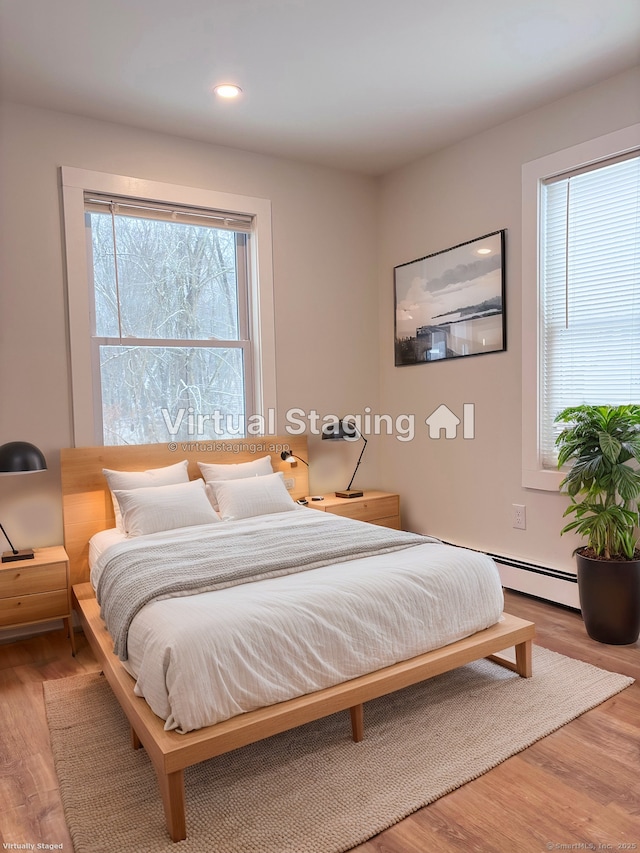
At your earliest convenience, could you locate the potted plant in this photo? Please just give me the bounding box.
[555,404,640,645]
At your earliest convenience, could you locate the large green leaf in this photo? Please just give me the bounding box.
[613,463,640,503]
[598,431,621,464]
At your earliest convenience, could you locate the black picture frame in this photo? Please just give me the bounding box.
[394,230,506,366]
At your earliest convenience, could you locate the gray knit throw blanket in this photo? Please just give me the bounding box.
[96,515,432,660]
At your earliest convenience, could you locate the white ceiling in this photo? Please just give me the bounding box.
[1,0,639,175]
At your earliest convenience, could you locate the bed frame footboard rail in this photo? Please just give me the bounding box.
[72,583,534,842]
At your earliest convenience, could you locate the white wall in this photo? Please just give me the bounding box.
[0,102,379,549]
[377,67,640,589]
[2,66,638,582]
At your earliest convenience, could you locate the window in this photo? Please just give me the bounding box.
[86,196,252,444]
[522,125,640,490]
[539,155,640,468]
[62,169,276,446]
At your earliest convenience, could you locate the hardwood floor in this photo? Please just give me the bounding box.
[0,590,638,852]
[354,592,640,853]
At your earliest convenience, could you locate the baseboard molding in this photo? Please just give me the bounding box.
[489,553,577,584]
[438,539,580,610]
[495,560,580,610]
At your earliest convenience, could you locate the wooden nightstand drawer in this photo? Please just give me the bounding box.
[0,562,67,598]
[307,491,401,529]
[368,515,401,530]
[327,495,399,523]
[0,545,75,654]
[0,589,69,627]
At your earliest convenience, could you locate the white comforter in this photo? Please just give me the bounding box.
[91,510,503,733]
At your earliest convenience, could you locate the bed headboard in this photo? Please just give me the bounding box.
[60,435,309,585]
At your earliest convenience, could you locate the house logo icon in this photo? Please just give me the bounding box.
[425,404,475,439]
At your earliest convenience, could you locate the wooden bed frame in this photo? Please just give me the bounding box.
[61,437,535,842]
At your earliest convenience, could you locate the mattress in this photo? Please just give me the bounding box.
[89,527,127,567]
[90,509,504,733]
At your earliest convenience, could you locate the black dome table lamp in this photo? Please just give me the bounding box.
[0,441,48,562]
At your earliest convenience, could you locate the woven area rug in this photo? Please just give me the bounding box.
[44,646,632,853]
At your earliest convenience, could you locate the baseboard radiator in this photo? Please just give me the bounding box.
[439,538,579,612]
[487,553,577,584]
[439,538,578,585]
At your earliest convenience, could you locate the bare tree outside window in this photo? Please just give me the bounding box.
[88,210,249,444]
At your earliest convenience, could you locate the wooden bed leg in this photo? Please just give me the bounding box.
[515,638,533,678]
[350,703,364,742]
[487,639,534,678]
[130,726,142,750]
[156,768,186,842]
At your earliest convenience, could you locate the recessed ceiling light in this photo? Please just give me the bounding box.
[476,247,492,255]
[214,84,242,99]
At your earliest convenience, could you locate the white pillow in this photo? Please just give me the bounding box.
[215,472,296,521]
[113,479,220,537]
[198,455,274,508]
[103,460,190,530]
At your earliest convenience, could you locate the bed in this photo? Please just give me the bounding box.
[61,436,535,842]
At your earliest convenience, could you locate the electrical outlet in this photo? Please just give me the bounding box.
[512,504,526,530]
[284,478,295,491]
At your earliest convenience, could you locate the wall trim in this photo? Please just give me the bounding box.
[489,553,577,584]
[439,538,577,584]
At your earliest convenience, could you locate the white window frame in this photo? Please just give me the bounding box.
[521,124,640,491]
[61,167,277,446]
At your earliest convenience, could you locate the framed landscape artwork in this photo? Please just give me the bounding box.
[394,230,506,366]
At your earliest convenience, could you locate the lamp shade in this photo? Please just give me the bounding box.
[0,442,47,474]
[280,450,309,466]
[321,419,358,440]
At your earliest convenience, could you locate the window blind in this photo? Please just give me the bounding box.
[84,192,254,232]
[539,152,640,469]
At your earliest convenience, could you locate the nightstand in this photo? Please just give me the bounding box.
[306,490,401,529]
[0,545,75,655]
